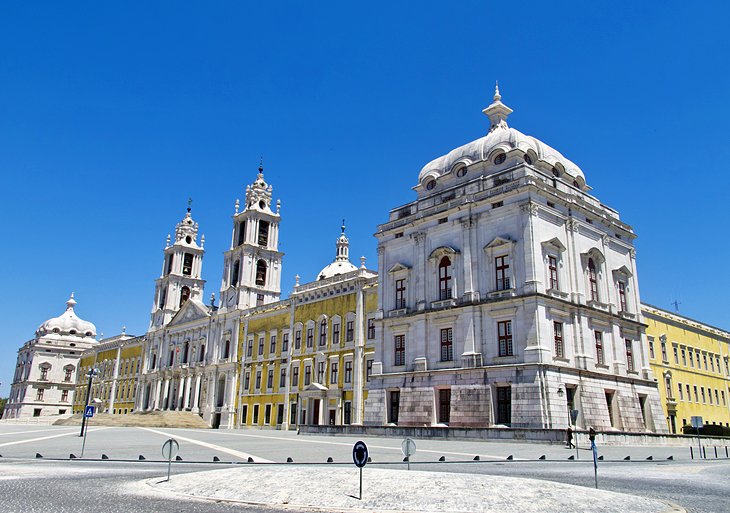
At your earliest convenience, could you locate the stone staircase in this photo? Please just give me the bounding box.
[53,410,210,429]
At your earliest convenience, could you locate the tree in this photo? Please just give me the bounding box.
[0,396,6,418]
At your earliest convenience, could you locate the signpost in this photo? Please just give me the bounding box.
[352,441,368,500]
[401,438,416,470]
[691,416,703,459]
[589,427,598,489]
[162,438,180,482]
[80,405,95,458]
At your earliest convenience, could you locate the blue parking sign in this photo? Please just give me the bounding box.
[84,405,95,418]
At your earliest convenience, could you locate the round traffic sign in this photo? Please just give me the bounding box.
[352,440,368,468]
[401,438,416,458]
[162,438,179,460]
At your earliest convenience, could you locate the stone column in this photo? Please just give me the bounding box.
[176,377,185,411]
[162,379,170,410]
[153,379,162,410]
[191,374,202,413]
[353,282,365,425]
[182,375,192,410]
[108,346,122,413]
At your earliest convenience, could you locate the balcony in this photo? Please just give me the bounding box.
[431,298,456,309]
[389,308,408,318]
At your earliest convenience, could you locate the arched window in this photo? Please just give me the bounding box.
[199,344,205,362]
[237,221,246,246]
[182,253,193,276]
[438,256,452,300]
[231,260,240,286]
[180,286,191,307]
[182,341,189,364]
[258,221,270,246]
[223,340,231,360]
[588,258,598,301]
[168,349,175,367]
[159,287,167,309]
[151,353,157,370]
[255,260,267,287]
[166,254,174,275]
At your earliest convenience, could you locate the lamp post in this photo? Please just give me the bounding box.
[79,368,99,437]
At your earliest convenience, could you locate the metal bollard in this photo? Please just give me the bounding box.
[714,447,718,459]
[690,446,694,459]
[702,447,706,459]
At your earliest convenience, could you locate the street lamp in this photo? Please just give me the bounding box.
[79,368,99,437]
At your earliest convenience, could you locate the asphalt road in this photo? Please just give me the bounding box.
[0,425,728,512]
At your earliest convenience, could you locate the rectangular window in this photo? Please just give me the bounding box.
[345,361,352,383]
[618,281,627,312]
[686,384,691,401]
[710,356,715,372]
[715,389,720,405]
[495,255,510,291]
[255,371,261,390]
[681,347,687,366]
[722,391,726,406]
[247,339,253,357]
[395,279,406,309]
[693,385,698,402]
[282,333,289,352]
[258,337,264,356]
[258,220,269,246]
[673,346,679,364]
[703,354,708,370]
[388,391,400,424]
[290,403,297,425]
[317,362,325,384]
[440,328,453,361]
[306,328,313,348]
[270,335,277,354]
[344,402,352,425]
[295,330,301,350]
[267,369,274,389]
[330,362,338,385]
[253,404,259,424]
[438,389,451,424]
[36,389,44,401]
[237,221,246,246]
[292,367,299,387]
[40,368,48,381]
[64,368,73,382]
[346,321,354,342]
[701,387,706,403]
[244,372,250,391]
[498,321,513,357]
[279,368,286,388]
[553,321,564,358]
[689,351,694,367]
[256,293,264,306]
[366,359,373,382]
[661,341,668,362]
[678,383,683,400]
[319,321,327,346]
[625,339,634,372]
[696,351,701,368]
[61,390,69,402]
[595,331,604,366]
[367,319,375,339]
[304,366,311,386]
[333,323,340,344]
[394,335,405,366]
[648,337,655,359]
[548,255,559,290]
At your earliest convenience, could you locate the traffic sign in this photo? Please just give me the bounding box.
[401,438,416,470]
[84,405,95,418]
[162,438,180,460]
[353,441,368,468]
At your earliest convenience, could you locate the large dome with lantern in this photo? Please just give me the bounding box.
[36,293,97,338]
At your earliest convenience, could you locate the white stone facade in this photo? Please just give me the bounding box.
[364,88,667,433]
[3,295,97,419]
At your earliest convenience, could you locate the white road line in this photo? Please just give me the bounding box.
[188,429,516,460]
[0,427,109,447]
[0,427,78,437]
[138,427,273,463]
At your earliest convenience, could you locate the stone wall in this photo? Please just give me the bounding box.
[399,387,434,426]
[450,385,491,427]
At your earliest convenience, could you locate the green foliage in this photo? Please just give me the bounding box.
[0,397,6,417]
[682,424,730,437]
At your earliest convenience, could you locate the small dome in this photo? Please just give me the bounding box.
[36,293,97,338]
[317,221,358,280]
[418,87,586,186]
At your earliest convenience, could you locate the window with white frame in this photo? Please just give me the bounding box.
[394,335,405,366]
[594,331,604,365]
[554,321,564,358]
[495,255,510,291]
[440,328,453,361]
[438,256,452,300]
[625,339,634,372]
[498,321,513,357]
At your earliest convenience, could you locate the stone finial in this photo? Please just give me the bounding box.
[121,326,126,335]
[276,199,281,214]
[295,274,300,288]
[66,292,77,310]
[483,80,513,132]
[234,198,240,215]
[165,234,171,248]
[201,234,205,248]
[360,256,366,269]
[494,80,501,101]
[210,292,215,306]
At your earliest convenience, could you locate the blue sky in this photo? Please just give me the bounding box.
[1,2,729,395]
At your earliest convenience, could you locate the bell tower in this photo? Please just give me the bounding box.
[149,204,206,329]
[220,162,283,311]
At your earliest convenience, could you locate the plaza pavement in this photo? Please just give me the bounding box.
[1,424,728,512]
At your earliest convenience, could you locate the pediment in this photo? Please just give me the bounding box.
[428,246,459,260]
[484,236,514,250]
[168,299,211,327]
[541,237,566,252]
[305,382,328,392]
[612,265,633,278]
[388,262,411,273]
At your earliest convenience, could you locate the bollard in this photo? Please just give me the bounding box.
[101,454,109,460]
[714,447,717,459]
[138,455,146,460]
[213,456,220,462]
[690,447,694,459]
[327,457,334,463]
[568,455,575,460]
[623,456,630,461]
[506,455,513,460]
[247,457,254,463]
[438,456,446,462]
[667,456,674,460]
[286,457,294,463]
[367,457,372,463]
[702,447,706,459]
[598,455,604,460]
[538,455,546,460]
[474,455,481,461]
[70,454,77,459]
[726,446,728,458]
[36,453,43,459]
[646,456,653,460]
[176,455,183,461]
[403,457,408,462]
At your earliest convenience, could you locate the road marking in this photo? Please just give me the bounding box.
[138,427,273,463]
[188,429,515,460]
[0,427,78,437]
[0,427,109,447]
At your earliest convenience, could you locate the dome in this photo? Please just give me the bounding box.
[418,86,586,187]
[36,293,97,338]
[317,222,358,280]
